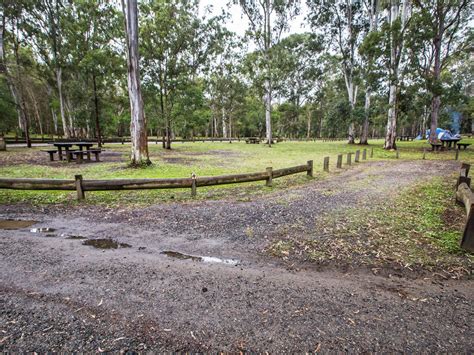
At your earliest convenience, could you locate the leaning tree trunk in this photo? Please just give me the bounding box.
[122,0,150,164]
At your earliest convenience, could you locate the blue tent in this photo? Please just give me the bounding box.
[426,128,460,140]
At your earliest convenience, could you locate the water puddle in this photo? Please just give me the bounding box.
[0,219,38,230]
[161,251,239,266]
[82,239,132,249]
[30,228,56,233]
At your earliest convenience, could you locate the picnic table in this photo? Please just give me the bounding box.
[43,142,100,162]
[245,137,261,144]
[440,138,461,150]
[457,143,471,150]
[398,135,414,141]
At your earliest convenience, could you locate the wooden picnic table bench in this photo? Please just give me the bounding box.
[457,143,471,150]
[431,143,444,151]
[246,137,260,144]
[441,138,461,150]
[41,149,58,161]
[45,142,98,161]
[70,149,102,164]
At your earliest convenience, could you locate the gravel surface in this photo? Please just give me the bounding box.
[1,160,473,352]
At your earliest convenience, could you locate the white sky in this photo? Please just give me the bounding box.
[199,1,309,39]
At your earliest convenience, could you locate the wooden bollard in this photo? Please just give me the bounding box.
[75,175,85,200]
[396,149,400,159]
[307,160,314,177]
[362,149,367,160]
[355,150,360,162]
[347,153,352,166]
[191,172,197,197]
[423,148,426,160]
[370,147,374,158]
[323,157,329,172]
[336,154,342,168]
[461,209,474,253]
[455,149,459,161]
[266,167,273,187]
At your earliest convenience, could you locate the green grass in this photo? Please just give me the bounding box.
[267,176,473,274]
[1,139,474,205]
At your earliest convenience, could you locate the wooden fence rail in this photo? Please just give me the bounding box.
[0,148,373,201]
[455,163,474,252]
[0,161,316,200]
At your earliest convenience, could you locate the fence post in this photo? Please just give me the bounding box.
[323,157,329,172]
[461,208,474,252]
[423,148,426,160]
[266,167,273,187]
[75,175,85,200]
[455,149,459,161]
[355,150,360,163]
[396,149,400,159]
[347,153,352,166]
[337,154,342,168]
[307,160,314,177]
[462,162,471,177]
[370,147,374,158]
[362,149,367,160]
[191,172,197,197]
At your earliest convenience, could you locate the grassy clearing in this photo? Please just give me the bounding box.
[1,139,474,205]
[268,176,473,276]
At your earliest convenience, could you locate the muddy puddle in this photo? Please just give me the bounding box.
[82,239,132,249]
[0,219,38,230]
[161,251,239,266]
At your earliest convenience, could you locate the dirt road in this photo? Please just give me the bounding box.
[1,160,472,352]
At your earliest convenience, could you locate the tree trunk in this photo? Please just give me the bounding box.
[27,86,44,138]
[384,82,397,149]
[56,67,70,138]
[360,90,370,145]
[361,0,378,145]
[12,35,31,148]
[383,1,402,150]
[264,77,272,145]
[344,76,357,144]
[264,0,272,147]
[65,96,75,138]
[51,109,58,135]
[0,18,23,137]
[429,33,443,143]
[122,0,150,164]
[306,106,312,139]
[92,74,102,147]
[221,106,227,138]
[165,119,171,149]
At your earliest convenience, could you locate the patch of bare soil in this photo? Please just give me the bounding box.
[0,160,473,352]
